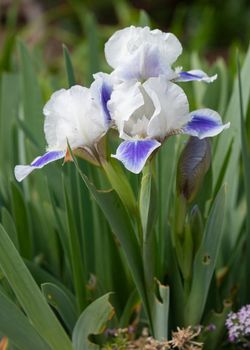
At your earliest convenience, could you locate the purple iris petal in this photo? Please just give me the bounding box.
[185,116,219,131]
[112,139,161,174]
[183,109,230,139]
[175,70,217,83]
[101,82,112,124]
[14,150,65,182]
[31,151,65,167]
[179,71,202,81]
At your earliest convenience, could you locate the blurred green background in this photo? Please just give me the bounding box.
[1,0,249,82]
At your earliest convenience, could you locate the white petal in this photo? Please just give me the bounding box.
[105,26,140,69]
[44,85,108,151]
[108,80,144,136]
[145,77,189,140]
[151,31,182,65]
[111,44,176,81]
[15,165,36,182]
[105,26,182,69]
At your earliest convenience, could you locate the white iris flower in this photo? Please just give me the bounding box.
[105,26,217,83]
[14,25,230,180]
[14,73,112,182]
[109,76,230,174]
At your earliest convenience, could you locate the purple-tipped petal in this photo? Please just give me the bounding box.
[100,82,112,124]
[112,139,161,174]
[14,150,65,182]
[183,109,230,139]
[175,69,217,83]
[92,73,113,126]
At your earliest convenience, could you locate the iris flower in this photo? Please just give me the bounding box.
[14,25,229,180]
[105,26,217,83]
[14,73,112,182]
[109,76,230,174]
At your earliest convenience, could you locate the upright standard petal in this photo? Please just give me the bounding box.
[145,77,189,140]
[182,108,230,139]
[92,73,113,125]
[107,80,145,136]
[112,139,160,174]
[44,85,108,151]
[14,150,65,182]
[105,26,182,69]
[111,44,176,82]
[174,69,217,83]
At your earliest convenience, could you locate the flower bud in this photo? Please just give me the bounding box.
[177,137,211,202]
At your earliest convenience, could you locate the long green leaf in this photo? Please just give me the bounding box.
[26,260,74,299]
[0,225,72,350]
[18,41,44,147]
[64,182,87,313]
[237,55,250,300]
[156,137,179,280]
[42,282,77,333]
[0,73,19,171]
[152,281,169,340]
[69,149,152,332]
[84,12,100,84]
[1,207,19,250]
[184,186,226,325]
[63,44,76,88]
[72,293,114,350]
[10,182,32,259]
[213,44,250,206]
[139,10,151,27]
[0,290,51,350]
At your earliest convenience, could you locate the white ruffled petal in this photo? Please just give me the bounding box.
[151,31,182,65]
[145,77,189,140]
[111,44,176,82]
[108,80,144,137]
[104,26,182,70]
[44,85,108,151]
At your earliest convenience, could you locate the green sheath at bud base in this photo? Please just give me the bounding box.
[177,137,211,202]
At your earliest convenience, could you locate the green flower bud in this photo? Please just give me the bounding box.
[177,137,211,202]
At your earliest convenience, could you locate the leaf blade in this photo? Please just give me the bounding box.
[0,224,72,350]
[72,293,114,350]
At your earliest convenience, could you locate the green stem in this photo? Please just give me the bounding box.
[140,161,158,336]
[101,159,143,242]
[102,161,136,211]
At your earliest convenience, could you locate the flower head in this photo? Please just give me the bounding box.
[105,26,181,81]
[109,76,229,174]
[226,305,250,344]
[14,74,112,182]
[105,26,216,83]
